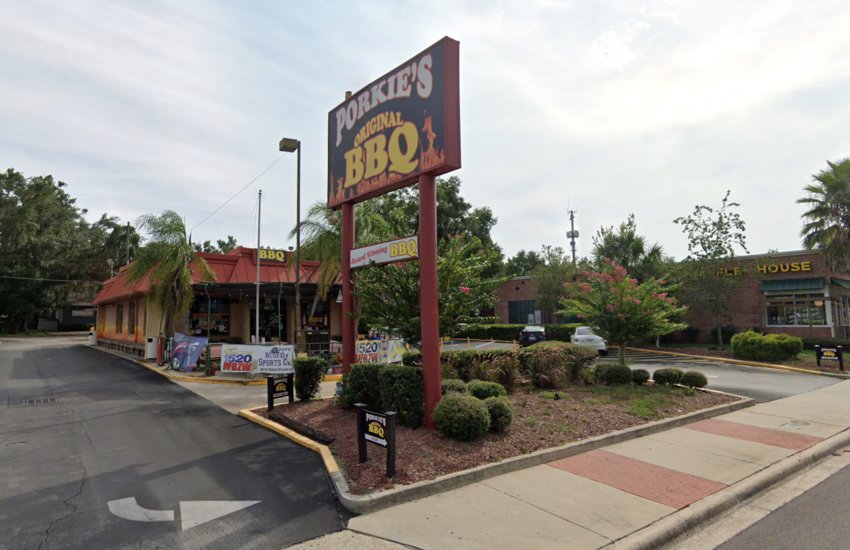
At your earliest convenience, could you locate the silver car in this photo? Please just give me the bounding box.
[571,326,608,355]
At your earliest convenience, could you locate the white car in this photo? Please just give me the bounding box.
[571,326,608,355]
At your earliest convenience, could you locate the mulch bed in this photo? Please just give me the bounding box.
[257,385,739,494]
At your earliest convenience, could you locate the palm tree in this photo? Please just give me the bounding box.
[290,201,390,316]
[125,210,214,336]
[799,159,850,270]
[592,214,665,282]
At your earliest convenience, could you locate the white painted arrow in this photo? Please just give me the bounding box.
[108,498,260,530]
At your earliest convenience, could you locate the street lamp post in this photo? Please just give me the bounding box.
[279,137,301,350]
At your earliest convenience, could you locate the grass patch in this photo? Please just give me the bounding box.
[539,391,567,401]
[628,395,672,420]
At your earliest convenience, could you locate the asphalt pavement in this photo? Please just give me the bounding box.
[0,337,345,550]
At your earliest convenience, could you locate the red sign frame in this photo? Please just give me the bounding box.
[327,37,460,209]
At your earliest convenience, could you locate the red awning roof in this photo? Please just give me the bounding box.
[93,247,325,304]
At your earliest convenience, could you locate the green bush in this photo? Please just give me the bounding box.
[579,366,596,385]
[404,349,516,383]
[519,341,596,388]
[484,396,513,433]
[731,330,803,361]
[467,379,507,399]
[801,337,850,350]
[402,350,422,367]
[596,364,633,386]
[442,378,468,395]
[294,357,326,401]
[339,363,381,408]
[652,368,682,385]
[632,369,651,386]
[379,365,424,428]
[432,394,491,441]
[680,370,708,388]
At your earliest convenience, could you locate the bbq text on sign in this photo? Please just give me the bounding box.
[327,37,460,208]
[350,236,418,269]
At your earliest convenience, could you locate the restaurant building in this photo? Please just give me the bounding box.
[494,250,850,341]
[92,247,341,357]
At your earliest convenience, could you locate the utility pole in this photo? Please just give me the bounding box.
[256,189,262,344]
[566,209,579,266]
[125,222,131,264]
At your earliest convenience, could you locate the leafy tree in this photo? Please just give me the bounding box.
[561,260,687,366]
[91,215,141,272]
[798,158,850,270]
[531,246,574,323]
[592,214,665,282]
[504,249,545,277]
[125,210,215,337]
[192,235,238,254]
[673,190,748,346]
[0,169,109,332]
[356,237,504,341]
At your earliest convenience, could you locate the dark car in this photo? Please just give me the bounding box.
[519,325,546,347]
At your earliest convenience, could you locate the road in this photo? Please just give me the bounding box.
[0,337,345,550]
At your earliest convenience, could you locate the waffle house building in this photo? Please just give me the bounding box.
[687,250,850,340]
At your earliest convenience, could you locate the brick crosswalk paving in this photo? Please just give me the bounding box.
[684,418,824,450]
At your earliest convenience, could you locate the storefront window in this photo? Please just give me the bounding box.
[191,299,230,337]
[765,293,827,326]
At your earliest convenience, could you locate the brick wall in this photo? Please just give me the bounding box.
[495,277,537,323]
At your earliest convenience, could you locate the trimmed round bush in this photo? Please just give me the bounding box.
[339,363,381,409]
[680,370,708,388]
[483,396,513,433]
[596,364,633,386]
[632,369,651,386]
[433,394,491,441]
[442,378,468,395]
[652,368,682,385]
[731,330,803,361]
[467,379,507,400]
[294,357,327,401]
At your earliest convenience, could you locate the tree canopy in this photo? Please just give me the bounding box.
[592,214,665,282]
[798,158,850,270]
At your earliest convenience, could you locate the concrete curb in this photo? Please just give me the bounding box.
[238,395,754,515]
[608,426,850,549]
[627,346,850,379]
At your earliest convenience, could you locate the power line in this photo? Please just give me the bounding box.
[189,156,284,234]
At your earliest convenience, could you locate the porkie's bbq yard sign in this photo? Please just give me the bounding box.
[327,37,460,208]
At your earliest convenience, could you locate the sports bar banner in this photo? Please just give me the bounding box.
[355,339,405,364]
[327,37,460,208]
[350,235,418,269]
[221,344,295,374]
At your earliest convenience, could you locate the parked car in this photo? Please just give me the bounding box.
[519,325,546,347]
[571,326,608,355]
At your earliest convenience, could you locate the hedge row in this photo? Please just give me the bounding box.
[731,330,803,361]
[403,342,597,390]
[452,323,582,342]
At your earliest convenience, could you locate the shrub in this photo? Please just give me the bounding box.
[652,368,682,385]
[632,369,651,386]
[469,353,521,392]
[402,350,422,367]
[680,370,708,388]
[432,394,491,441]
[379,365,424,428]
[484,396,513,433]
[519,341,596,389]
[579,366,596,385]
[731,330,803,361]
[442,378,468,395]
[596,364,633,386]
[467,379,507,400]
[294,357,326,401]
[339,363,381,408]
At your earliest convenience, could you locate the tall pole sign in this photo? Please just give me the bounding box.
[328,37,461,429]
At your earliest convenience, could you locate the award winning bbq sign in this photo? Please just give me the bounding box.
[327,37,460,208]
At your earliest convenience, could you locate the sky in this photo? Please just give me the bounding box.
[2,0,850,263]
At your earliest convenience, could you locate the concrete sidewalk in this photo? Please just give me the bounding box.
[300,381,850,550]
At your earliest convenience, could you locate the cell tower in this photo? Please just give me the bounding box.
[566,209,578,266]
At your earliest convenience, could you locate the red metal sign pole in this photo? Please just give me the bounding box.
[341,202,356,375]
[418,173,441,429]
